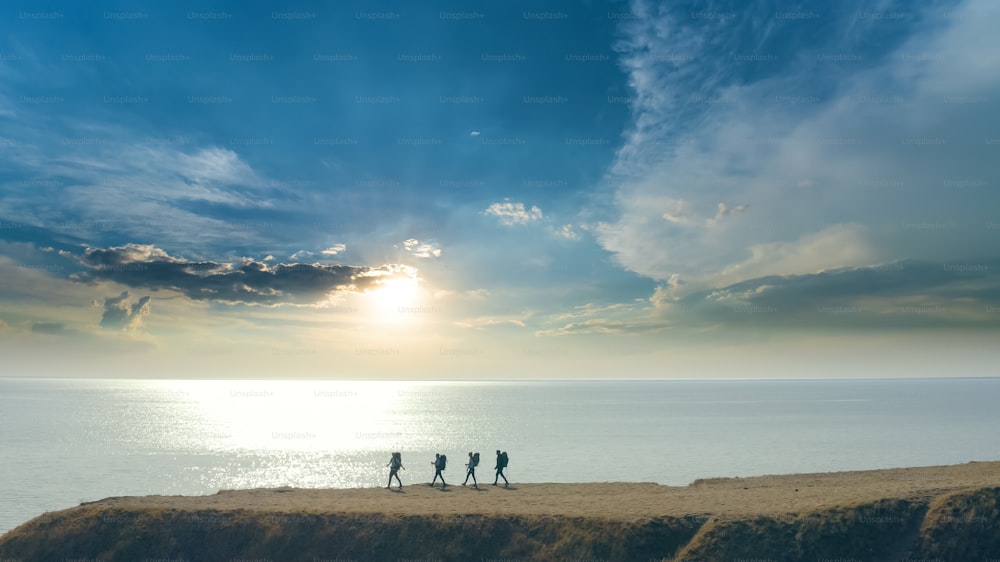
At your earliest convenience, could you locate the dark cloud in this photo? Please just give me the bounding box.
[69,244,406,306]
[545,258,1000,337]
[100,291,151,331]
[666,259,1000,329]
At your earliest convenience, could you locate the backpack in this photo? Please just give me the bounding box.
[500,452,508,468]
[472,453,480,468]
[390,455,401,470]
[438,454,447,470]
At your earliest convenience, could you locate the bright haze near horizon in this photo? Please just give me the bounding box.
[1,0,998,379]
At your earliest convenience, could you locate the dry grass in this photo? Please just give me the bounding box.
[913,486,1000,560]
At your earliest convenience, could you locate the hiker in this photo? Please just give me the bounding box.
[430,453,447,488]
[463,451,480,488]
[493,450,509,487]
[386,452,404,489]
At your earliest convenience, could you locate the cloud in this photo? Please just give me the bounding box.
[552,302,637,322]
[660,258,1000,330]
[660,198,690,225]
[0,103,287,252]
[100,291,151,331]
[535,318,632,337]
[484,199,543,226]
[174,147,259,187]
[704,224,877,295]
[69,243,410,306]
[543,258,1000,336]
[321,244,347,256]
[399,239,442,258]
[706,203,749,228]
[555,224,581,240]
[454,313,531,329]
[289,244,348,261]
[537,301,656,337]
[638,198,748,227]
[600,0,1000,292]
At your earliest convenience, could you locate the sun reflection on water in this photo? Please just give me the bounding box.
[152,379,418,455]
[69,379,506,493]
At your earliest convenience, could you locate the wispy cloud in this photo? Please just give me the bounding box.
[537,301,655,337]
[601,0,1000,295]
[551,302,638,322]
[535,318,635,337]
[0,133,277,251]
[454,312,531,329]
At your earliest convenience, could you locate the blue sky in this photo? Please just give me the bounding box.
[2,0,999,378]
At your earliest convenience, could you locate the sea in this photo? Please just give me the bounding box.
[2,377,999,535]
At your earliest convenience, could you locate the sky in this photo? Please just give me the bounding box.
[1,0,998,379]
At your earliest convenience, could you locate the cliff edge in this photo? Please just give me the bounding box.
[2,461,997,561]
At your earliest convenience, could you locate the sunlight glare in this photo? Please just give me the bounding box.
[366,272,424,323]
[158,380,407,454]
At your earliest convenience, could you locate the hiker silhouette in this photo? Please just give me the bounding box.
[463,451,480,488]
[386,452,404,489]
[493,449,509,487]
[430,453,447,488]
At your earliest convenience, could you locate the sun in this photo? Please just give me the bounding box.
[367,274,422,322]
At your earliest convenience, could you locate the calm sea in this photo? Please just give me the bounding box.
[2,377,999,534]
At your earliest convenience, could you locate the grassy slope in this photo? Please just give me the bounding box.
[1,487,997,561]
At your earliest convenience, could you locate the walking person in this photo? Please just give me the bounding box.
[430,453,447,488]
[493,450,509,487]
[462,452,480,488]
[386,452,404,489]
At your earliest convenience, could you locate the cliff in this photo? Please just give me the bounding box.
[2,461,998,561]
